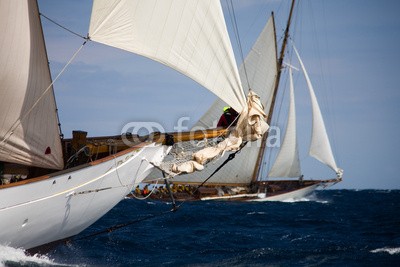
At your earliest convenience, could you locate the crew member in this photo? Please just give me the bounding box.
[217,106,238,128]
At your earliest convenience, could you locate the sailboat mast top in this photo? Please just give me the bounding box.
[251,0,296,182]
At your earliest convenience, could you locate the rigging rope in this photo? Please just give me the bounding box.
[225,0,251,91]
[129,179,160,201]
[173,142,247,209]
[40,13,88,40]
[197,144,245,189]
[66,208,174,244]
[39,12,88,142]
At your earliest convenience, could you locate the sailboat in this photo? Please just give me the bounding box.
[0,0,264,250]
[146,0,343,202]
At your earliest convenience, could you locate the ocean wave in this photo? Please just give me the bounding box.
[0,245,79,267]
[280,194,330,204]
[370,247,400,255]
[0,245,54,267]
[246,211,266,215]
[281,197,312,203]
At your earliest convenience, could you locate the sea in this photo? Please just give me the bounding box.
[1,190,399,266]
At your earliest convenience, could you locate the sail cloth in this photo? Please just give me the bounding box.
[164,15,278,183]
[195,16,278,129]
[0,0,64,170]
[293,45,340,175]
[268,67,301,177]
[88,0,246,113]
[171,90,267,175]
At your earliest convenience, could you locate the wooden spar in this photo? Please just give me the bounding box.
[66,128,229,156]
[251,0,297,183]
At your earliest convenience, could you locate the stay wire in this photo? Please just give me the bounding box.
[175,142,246,209]
[226,0,250,91]
[40,12,88,40]
[198,144,245,189]
[66,209,174,244]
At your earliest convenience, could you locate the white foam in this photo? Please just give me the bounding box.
[0,245,56,267]
[246,211,266,215]
[280,195,329,204]
[370,247,400,255]
[290,234,311,242]
[281,197,312,203]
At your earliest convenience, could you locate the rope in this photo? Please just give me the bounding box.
[197,142,246,189]
[65,145,91,167]
[113,155,126,189]
[129,179,160,201]
[174,142,247,209]
[66,209,173,244]
[73,187,112,196]
[225,0,251,91]
[40,13,88,40]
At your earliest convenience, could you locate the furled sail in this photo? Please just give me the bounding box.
[0,0,64,170]
[167,16,278,185]
[268,67,301,177]
[88,0,246,113]
[293,46,339,173]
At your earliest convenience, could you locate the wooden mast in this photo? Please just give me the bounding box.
[251,0,297,183]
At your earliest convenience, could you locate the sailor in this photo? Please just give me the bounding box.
[217,106,239,128]
[299,175,304,185]
[142,185,150,196]
[158,186,165,195]
[134,185,141,196]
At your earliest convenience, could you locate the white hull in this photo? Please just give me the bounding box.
[200,183,320,202]
[248,183,320,202]
[0,143,169,250]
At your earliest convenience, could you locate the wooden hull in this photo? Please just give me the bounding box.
[0,143,169,250]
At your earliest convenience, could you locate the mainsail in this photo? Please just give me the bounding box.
[268,66,301,177]
[88,0,246,113]
[168,15,278,185]
[0,0,64,170]
[293,45,339,174]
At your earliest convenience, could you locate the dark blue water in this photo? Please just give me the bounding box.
[2,190,400,266]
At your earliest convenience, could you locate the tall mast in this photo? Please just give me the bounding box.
[251,0,296,182]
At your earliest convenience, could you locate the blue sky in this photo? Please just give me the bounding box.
[38,0,400,189]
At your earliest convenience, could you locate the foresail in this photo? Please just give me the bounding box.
[195,16,278,129]
[0,0,64,170]
[293,45,339,173]
[268,67,301,178]
[167,16,278,185]
[88,0,246,113]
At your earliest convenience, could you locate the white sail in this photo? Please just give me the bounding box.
[88,0,246,113]
[268,67,301,177]
[293,45,339,173]
[0,0,63,170]
[195,16,278,129]
[169,16,278,185]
